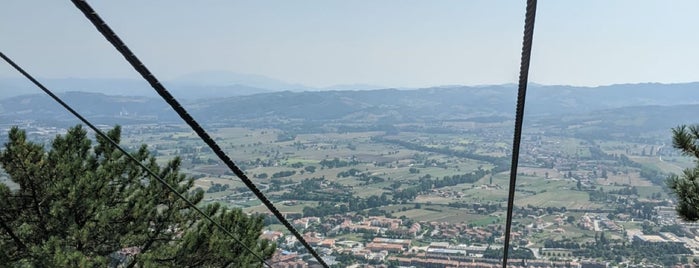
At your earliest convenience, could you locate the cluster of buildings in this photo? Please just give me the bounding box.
[293,216,321,229]
[365,238,412,254]
[631,231,699,253]
[430,188,465,198]
[336,216,421,237]
[337,238,413,263]
[426,242,490,259]
[424,221,523,245]
[268,250,308,268]
[388,256,593,268]
[632,232,681,244]
[261,206,699,267]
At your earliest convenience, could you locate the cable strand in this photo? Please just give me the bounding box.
[502,0,537,267]
[0,51,272,268]
[68,1,328,267]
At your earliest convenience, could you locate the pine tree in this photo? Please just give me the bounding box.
[0,125,274,267]
[667,125,699,221]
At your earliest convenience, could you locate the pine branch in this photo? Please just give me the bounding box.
[0,218,26,250]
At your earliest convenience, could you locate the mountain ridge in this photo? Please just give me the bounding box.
[3,83,699,131]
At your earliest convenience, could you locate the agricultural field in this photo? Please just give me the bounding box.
[100,120,690,265]
[121,124,673,208]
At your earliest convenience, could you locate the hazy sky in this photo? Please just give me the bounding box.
[2,1,699,88]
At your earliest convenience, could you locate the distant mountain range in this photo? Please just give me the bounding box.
[0,71,388,99]
[0,77,274,100]
[169,71,308,91]
[3,82,699,134]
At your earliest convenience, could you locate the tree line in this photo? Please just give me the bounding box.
[394,169,488,201]
[372,136,510,173]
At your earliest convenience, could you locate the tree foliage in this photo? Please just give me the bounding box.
[667,125,699,221]
[0,125,274,267]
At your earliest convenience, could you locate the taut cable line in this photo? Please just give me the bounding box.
[0,51,273,268]
[502,0,537,267]
[68,0,328,266]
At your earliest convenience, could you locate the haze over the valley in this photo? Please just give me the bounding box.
[3,1,699,90]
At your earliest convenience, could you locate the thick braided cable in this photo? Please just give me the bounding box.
[502,0,537,267]
[68,1,328,267]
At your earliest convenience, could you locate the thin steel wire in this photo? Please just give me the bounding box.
[0,51,273,267]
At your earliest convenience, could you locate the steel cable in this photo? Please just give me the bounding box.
[68,1,328,266]
[502,0,537,267]
[0,51,273,268]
